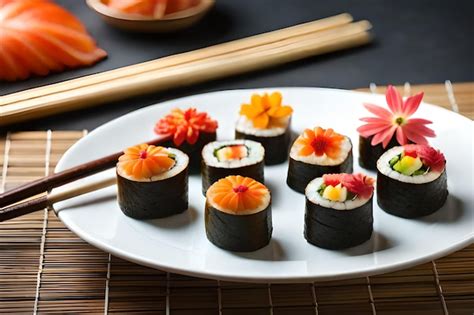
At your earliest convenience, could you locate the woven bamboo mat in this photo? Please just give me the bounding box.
[0,82,473,314]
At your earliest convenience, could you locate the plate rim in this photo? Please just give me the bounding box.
[54,86,474,283]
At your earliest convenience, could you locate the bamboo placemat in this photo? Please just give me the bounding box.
[0,82,473,314]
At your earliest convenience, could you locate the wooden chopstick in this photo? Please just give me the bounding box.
[1,21,372,125]
[0,177,116,222]
[0,13,353,107]
[0,135,170,208]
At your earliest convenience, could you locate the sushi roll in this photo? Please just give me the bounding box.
[154,108,218,171]
[305,173,375,250]
[116,144,189,219]
[205,175,272,252]
[287,127,353,193]
[357,85,435,170]
[235,91,293,165]
[377,144,447,218]
[201,140,265,195]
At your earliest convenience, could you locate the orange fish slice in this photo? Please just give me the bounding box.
[0,0,107,81]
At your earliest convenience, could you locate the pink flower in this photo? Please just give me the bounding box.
[357,85,436,148]
[404,144,446,173]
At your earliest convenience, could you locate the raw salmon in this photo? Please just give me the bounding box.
[0,0,107,81]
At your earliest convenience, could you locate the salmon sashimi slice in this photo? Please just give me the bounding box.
[0,0,107,81]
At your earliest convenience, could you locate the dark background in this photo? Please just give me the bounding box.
[1,0,473,131]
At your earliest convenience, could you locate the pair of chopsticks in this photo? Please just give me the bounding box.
[0,14,372,126]
[0,14,372,221]
[0,136,170,221]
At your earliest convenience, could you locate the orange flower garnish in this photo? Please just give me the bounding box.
[207,176,269,213]
[118,144,175,179]
[154,108,218,146]
[295,127,345,159]
[239,92,293,129]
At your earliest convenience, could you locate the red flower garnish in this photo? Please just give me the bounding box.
[342,173,375,199]
[295,127,345,159]
[154,108,218,146]
[322,173,375,199]
[403,144,446,173]
[357,85,436,148]
[322,173,345,187]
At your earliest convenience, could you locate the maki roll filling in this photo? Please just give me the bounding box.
[305,174,375,249]
[377,144,447,218]
[201,140,265,194]
[205,175,272,252]
[235,91,293,165]
[287,127,353,193]
[116,144,189,219]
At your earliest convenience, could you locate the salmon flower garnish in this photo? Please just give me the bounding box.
[207,176,269,214]
[357,85,435,148]
[239,92,293,129]
[118,144,175,179]
[154,108,218,146]
[295,127,345,159]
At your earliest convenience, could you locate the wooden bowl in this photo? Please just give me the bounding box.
[86,0,215,33]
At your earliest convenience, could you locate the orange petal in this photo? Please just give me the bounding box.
[268,91,282,107]
[252,113,270,129]
[299,145,314,156]
[240,103,261,119]
[250,94,264,112]
[303,129,315,140]
[269,105,293,118]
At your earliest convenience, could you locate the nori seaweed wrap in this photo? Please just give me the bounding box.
[201,140,264,195]
[116,145,189,219]
[287,127,353,193]
[205,175,272,252]
[235,91,293,165]
[161,132,216,171]
[304,174,375,250]
[358,135,401,171]
[376,144,448,218]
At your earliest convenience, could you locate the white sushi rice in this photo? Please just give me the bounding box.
[235,115,290,137]
[305,177,370,210]
[290,136,352,166]
[117,147,189,182]
[377,146,442,184]
[202,139,264,168]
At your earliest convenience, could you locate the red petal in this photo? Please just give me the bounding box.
[323,174,345,186]
[396,127,408,145]
[385,85,403,114]
[403,92,424,117]
[363,103,393,119]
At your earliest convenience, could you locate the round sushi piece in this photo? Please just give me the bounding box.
[154,108,218,171]
[305,173,375,250]
[287,127,353,193]
[116,144,189,219]
[201,140,264,195]
[235,91,293,165]
[205,175,272,252]
[377,144,447,218]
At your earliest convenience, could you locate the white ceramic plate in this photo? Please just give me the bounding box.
[54,87,474,283]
